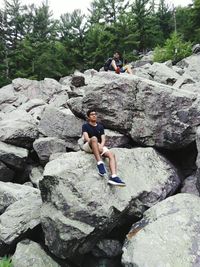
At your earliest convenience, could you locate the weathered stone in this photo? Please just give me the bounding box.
[0,191,42,256]
[29,166,44,188]
[40,147,180,263]
[71,75,85,87]
[0,181,39,214]
[105,129,131,148]
[148,62,180,85]
[192,44,200,54]
[173,73,195,89]
[122,193,200,267]
[38,107,83,139]
[0,110,38,148]
[181,175,199,196]
[0,161,14,182]
[12,78,62,102]
[67,72,200,149]
[17,98,46,112]
[0,84,17,106]
[33,137,66,163]
[92,239,122,258]
[12,239,61,267]
[0,141,28,169]
[177,54,200,82]
[48,92,69,108]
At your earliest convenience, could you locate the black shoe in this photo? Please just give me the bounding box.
[97,163,106,176]
[108,176,126,186]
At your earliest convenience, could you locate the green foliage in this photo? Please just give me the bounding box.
[0,256,13,267]
[154,32,192,63]
[0,0,198,87]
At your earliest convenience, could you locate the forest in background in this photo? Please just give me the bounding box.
[0,0,199,87]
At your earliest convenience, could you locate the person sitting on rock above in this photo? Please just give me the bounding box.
[108,51,133,74]
[82,109,126,186]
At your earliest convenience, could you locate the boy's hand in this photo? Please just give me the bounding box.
[115,67,120,74]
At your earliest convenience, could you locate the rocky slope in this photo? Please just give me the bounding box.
[0,53,200,266]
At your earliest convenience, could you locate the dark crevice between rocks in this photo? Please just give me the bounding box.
[156,141,197,180]
[0,224,43,258]
[82,199,149,267]
[69,197,148,266]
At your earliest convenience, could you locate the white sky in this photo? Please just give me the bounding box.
[0,0,193,19]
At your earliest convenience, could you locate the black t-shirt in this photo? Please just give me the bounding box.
[108,58,123,70]
[82,123,105,143]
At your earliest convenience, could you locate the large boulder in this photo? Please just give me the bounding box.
[40,147,180,264]
[0,110,38,148]
[0,141,28,169]
[177,54,200,82]
[0,187,42,255]
[0,84,18,107]
[122,193,200,267]
[148,62,180,85]
[12,78,62,103]
[67,72,200,149]
[0,181,39,215]
[38,107,84,141]
[12,239,61,267]
[33,137,66,164]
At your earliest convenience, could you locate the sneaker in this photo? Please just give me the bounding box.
[97,163,106,176]
[108,176,126,186]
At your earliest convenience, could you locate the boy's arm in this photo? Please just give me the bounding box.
[83,131,90,142]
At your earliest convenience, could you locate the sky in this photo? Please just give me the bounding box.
[0,0,193,19]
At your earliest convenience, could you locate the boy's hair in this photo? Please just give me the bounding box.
[87,109,96,117]
[114,51,121,57]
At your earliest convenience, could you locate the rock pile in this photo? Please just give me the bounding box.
[0,53,200,266]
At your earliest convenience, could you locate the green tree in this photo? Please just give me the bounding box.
[154,32,192,63]
[60,9,86,73]
[88,0,129,24]
[131,0,152,51]
[156,0,173,44]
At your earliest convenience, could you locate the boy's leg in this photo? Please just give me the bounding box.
[103,150,117,176]
[104,150,126,186]
[89,137,106,176]
[89,137,102,161]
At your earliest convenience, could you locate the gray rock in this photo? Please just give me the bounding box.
[12,78,62,103]
[68,72,200,149]
[172,65,185,75]
[181,82,200,94]
[0,110,38,148]
[122,193,200,267]
[0,161,14,182]
[181,175,199,196]
[17,98,46,112]
[12,239,61,267]
[33,137,66,163]
[173,73,195,89]
[0,191,42,255]
[132,64,153,80]
[0,84,17,106]
[192,44,200,54]
[148,62,180,85]
[48,92,69,108]
[40,148,180,262]
[71,75,85,87]
[92,239,122,258]
[38,107,83,139]
[177,54,200,82]
[0,141,28,169]
[0,181,39,214]
[105,129,131,148]
[29,166,44,188]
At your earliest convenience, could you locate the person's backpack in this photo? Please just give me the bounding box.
[104,58,112,71]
